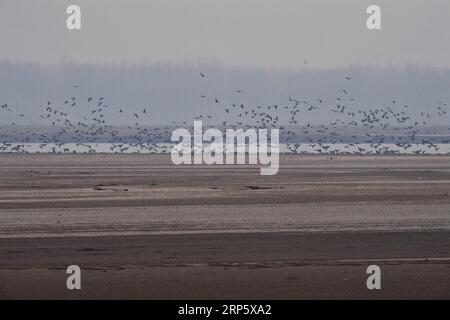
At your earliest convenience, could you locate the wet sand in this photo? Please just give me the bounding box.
[0,154,449,299]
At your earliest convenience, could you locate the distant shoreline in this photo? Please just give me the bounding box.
[1,143,450,154]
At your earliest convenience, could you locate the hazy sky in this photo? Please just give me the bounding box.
[1,0,450,69]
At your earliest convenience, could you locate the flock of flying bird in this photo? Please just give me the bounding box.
[1,72,450,155]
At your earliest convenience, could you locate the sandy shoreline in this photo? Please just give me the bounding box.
[0,154,449,299]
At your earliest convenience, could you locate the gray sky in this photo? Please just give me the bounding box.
[1,0,450,69]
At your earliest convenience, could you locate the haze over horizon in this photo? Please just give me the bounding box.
[1,1,450,135]
[1,0,450,70]
[1,62,450,126]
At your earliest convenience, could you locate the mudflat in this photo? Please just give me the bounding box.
[0,154,449,299]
